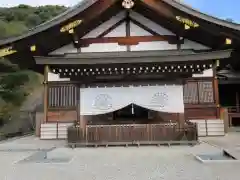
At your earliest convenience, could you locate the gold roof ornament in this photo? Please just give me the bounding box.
[216,60,220,67]
[176,16,199,29]
[225,38,232,45]
[30,45,36,52]
[122,0,135,9]
[60,20,82,33]
[68,29,74,34]
[184,24,190,30]
[0,46,17,57]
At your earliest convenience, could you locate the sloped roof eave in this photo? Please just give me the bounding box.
[34,49,233,65]
[0,0,240,47]
[163,0,240,31]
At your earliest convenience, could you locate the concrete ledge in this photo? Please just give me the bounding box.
[194,155,240,163]
[68,140,199,148]
[0,133,34,144]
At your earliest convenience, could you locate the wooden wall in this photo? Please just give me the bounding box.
[46,78,217,122]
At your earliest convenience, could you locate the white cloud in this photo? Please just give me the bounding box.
[0,0,79,7]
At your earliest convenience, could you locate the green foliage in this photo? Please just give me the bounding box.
[0,4,67,39]
[0,64,42,124]
[0,5,66,125]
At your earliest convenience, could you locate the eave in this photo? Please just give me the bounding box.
[163,0,240,31]
[34,49,233,65]
[0,0,238,72]
[0,0,239,49]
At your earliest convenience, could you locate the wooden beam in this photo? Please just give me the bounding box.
[97,18,126,38]
[35,49,232,65]
[126,11,131,51]
[79,35,181,47]
[129,17,160,36]
[68,74,191,85]
[72,32,80,49]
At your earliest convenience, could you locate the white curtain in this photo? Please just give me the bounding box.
[80,87,132,115]
[133,85,184,113]
[80,85,184,115]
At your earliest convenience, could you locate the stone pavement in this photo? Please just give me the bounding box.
[0,135,65,151]
[0,135,240,180]
[201,132,240,160]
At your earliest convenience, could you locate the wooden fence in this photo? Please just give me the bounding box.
[67,123,198,147]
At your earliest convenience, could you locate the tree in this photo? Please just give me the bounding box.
[0,5,67,38]
[25,14,42,27]
[0,20,8,38]
[0,5,66,126]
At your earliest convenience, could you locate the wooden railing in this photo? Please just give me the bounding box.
[67,123,198,147]
[227,106,240,113]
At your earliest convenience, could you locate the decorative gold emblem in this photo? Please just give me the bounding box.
[0,46,17,57]
[122,0,134,9]
[93,94,113,110]
[225,38,232,45]
[176,16,199,29]
[68,29,74,34]
[30,45,36,52]
[60,20,83,33]
[150,92,168,108]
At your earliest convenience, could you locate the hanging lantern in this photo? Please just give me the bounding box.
[122,0,135,9]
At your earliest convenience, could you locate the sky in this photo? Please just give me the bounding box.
[0,0,239,23]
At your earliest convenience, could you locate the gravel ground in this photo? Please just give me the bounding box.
[0,136,240,180]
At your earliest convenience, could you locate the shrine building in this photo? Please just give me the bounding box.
[1,0,240,144]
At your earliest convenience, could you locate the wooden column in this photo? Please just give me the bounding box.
[236,91,239,112]
[177,36,181,50]
[43,65,49,123]
[79,85,87,134]
[213,78,220,118]
[223,108,229,133]
[126,11,130,51]
[77,84,80,125]
[213,60,220,118]
[178,113,185,128]
[179,79,185,127]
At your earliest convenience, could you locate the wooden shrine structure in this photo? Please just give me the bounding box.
[1,0,240,144]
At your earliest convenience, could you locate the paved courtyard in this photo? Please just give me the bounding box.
[0,134,240,180]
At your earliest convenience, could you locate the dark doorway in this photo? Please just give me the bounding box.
[113,104,149,123]
[231,117,240,127]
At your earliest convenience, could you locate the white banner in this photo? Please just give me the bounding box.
[80,85,184,115]
[133,85,184,113]
[80,87,132,115]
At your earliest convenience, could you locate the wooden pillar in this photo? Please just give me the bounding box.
[223,108,229,133]
[179,79,185,128]
[178,113,185,128]
[213,60,220,118]
[236,91,239,112]
[213,77,220,118]
[43,65,49,123]
[76,84,80,125]
[177,36,181,50]
[79,84,87,134]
